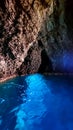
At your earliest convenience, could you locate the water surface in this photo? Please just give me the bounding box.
[0,74,73,130]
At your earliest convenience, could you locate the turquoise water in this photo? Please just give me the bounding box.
[0,74,73,130]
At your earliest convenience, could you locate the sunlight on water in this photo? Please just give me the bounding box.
[14,74,50,130]
[0,74,73,130]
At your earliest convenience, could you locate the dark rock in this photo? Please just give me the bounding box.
[38,49,53,73]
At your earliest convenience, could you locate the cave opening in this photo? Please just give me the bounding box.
[38,50,53,73]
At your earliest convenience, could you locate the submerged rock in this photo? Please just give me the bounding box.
[0,0,73,81]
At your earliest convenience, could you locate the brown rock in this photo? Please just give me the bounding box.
[0,0,52,81]
[0,0,73,81]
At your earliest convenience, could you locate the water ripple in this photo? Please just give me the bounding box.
[0,74,73,130]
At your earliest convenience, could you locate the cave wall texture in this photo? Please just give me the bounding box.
[0,0,73,81]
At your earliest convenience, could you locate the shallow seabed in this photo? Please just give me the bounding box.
[0,74,73,130]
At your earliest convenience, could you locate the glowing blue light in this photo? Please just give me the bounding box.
[0,74,73,130]
[63,52,73,72]
[0,98,5,104]
[54,51,73,72]
[15,110,27,130]
[15,74,51,130]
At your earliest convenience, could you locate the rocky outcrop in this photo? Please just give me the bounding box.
[0,0,73,81]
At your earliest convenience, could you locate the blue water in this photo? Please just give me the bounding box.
[0,74,73,130]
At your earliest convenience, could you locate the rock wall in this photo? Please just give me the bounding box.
[38,0,73,73]
[0,0,73,81]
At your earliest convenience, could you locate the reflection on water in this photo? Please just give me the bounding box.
[0,74,73,130]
